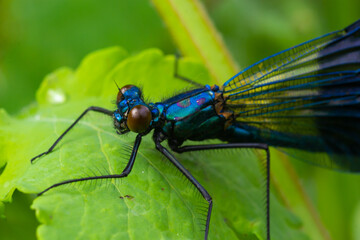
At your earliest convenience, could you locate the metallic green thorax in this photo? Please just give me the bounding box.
[113,84,254,146]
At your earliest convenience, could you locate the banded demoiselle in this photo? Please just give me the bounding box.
[31,19,360,240]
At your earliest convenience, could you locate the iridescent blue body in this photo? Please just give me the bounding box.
[114,19,360,172]
[115,85,224,141]
[153,86,227,142]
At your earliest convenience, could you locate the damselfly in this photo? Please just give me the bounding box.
[31,19,360,240]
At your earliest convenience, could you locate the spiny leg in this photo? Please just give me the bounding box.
[172,143,270,240]
[173,53,203,88]
[155,142,212,240]
[31,106,113,163]
[37,134,142,196]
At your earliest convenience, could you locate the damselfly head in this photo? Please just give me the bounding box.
[113,85,152,134]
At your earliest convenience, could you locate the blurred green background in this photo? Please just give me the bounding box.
[0,0,359,239]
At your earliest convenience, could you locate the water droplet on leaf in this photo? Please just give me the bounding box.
[47,89,66,104]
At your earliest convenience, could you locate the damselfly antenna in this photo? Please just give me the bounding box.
[113,79,121,91]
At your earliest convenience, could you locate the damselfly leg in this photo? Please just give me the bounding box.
[155,141,213,240]
[30,104,144,196]
[172,55,271,239]
[30,106,113,163]
[174,53,203,88]
[171,142,270,240]
[36,134,142,196]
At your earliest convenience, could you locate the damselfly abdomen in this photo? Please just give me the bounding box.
[31,19,360,240]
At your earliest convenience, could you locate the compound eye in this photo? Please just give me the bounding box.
[116,91,125,103]
[117,85,134,103]
[117,85,141,103]
[127,105,152,133]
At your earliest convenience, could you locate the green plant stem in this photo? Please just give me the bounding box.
[271,149,331,240]
[151,0,238,84]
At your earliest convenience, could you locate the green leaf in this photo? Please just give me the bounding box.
[0,47,308,239]
[0,191,37,240]
[0,0,175,113]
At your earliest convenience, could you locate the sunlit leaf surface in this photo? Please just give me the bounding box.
[0,47,308,240]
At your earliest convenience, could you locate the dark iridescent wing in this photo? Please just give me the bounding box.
[222,19,360,172]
